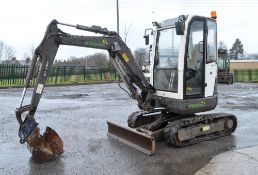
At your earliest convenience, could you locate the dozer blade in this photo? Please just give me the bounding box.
[107,121,156,155]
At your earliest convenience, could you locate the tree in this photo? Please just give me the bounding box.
[0,40,4,60]
[3,44,16,60]
[23,53,29,60]
[123,23,133,44]
[104,59,113,69]
[134,48,148,68]
[25,57,31,64]
[68,56,85,65]
[229,38,244,60]
[0,40,16,60]
[2,56,20,65]
[29,45,36,58]
[66,52,108,68]
[86,53,107,68]
[218,41,227,49]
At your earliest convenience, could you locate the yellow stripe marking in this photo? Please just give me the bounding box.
[122,53,129,62]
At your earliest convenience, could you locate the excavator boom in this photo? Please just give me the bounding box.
[16,20,156,162]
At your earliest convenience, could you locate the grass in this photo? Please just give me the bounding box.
[0,73,118,88]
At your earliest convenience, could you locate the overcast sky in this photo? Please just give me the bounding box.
[0,0,257,60]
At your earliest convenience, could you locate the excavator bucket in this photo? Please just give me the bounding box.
[27,127,64,163]
[107,121,156,155]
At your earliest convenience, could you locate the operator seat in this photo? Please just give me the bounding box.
[186,44,203,92]
[187,44,203,71]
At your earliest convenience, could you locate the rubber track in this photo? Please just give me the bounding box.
[164,113,237,147]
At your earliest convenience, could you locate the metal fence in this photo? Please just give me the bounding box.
[1,64,257,87]
[0,64,118,87]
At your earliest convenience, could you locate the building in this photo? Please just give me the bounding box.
[230,60,258,70]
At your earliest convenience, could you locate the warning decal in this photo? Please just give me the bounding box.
[36,84,44,94]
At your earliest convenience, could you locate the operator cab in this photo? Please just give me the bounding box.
[148,15,218,114]
[218,49,229,71]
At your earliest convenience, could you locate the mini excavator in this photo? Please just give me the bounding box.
[217,49,234,84]
[16,12,237,162]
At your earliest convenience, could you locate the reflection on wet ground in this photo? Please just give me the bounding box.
[0,83,257,174]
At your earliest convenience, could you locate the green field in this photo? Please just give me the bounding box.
[0,70,118,87]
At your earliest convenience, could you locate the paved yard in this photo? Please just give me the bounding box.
[0,83,258,175]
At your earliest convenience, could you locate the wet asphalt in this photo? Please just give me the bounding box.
[0,83,258,175]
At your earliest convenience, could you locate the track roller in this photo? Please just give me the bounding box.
[164,113,237,147]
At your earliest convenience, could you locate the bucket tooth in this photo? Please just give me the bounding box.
[107,121,155,155]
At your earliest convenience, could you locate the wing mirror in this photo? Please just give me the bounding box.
[175,15,186,35]
[143,28,153,45]
[144,34,149,45]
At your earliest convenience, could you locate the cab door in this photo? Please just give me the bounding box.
[153,27,181,94]
[184,19,206,99]
[205,20,217,97]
